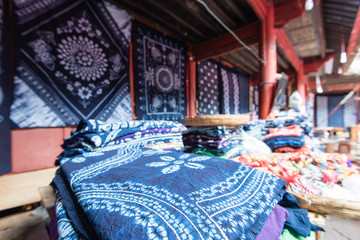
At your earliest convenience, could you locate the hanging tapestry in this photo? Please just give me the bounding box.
[251,86,259,120]
[0,0,12,174]
[315,94,356,128]
[196,60,220,115]
[10,0,132,128]
[219,65,249,114]
[132,20,187,123]
[239,71,250,113]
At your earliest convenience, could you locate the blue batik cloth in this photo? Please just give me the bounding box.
[59,119,186,160]
[197,60,220,115]
[11,0,132,128]
[132,20,187,123]
[53,143,286,240]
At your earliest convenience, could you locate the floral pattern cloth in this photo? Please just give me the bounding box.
[53,137,286,239]
[132,20,187,123]
[10,0,132,128]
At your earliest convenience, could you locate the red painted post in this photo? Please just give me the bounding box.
[187,56,197,116]
[259,4,277,119]
[297,64,306,108]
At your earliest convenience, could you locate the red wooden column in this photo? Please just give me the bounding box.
[187,55,197,116]
[259,4,277,119]
[297,64,306,106]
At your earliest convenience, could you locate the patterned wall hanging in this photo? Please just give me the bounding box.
[250,86,259,121]
[132,20,187,122]
[219,64,249,115]
[315,94,356,128]
[196,60,220,115]
[0,0,12,174]
[10,0,132,128]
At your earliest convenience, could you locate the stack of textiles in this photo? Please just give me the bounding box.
[263,125,310,153]
[182,126,246,159]
[51,119,289,239]
[233,152,359,196]
[58,119,185,160]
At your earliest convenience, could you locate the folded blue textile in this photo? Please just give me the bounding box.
[264,136,305,151]
[53,145,286,240]
[278,192,324,237]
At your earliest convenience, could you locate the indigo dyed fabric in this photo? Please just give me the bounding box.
[59,119,185,159]
[10,0,132,128]
[328,94,344,127]
[197,60,220,115]
[53,144,286,240]
[0,0,12,174]
[133,20,187,122]
[219,65,249,114]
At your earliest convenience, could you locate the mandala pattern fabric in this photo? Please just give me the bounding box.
[53,144,286,240]
[0,0,12,174]
[133,20,187,123]
[10,0,132,128]
[219,65,249,115]
[197,60,220,115]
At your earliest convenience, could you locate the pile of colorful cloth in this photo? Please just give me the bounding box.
[234,152,359,196]
[182,126,246,158]
[51,119,320,240]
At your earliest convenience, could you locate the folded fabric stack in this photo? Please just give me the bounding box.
[182,126,246,159]
[59,119,186,160]
[263,125,308,152]
[51,120,289,239]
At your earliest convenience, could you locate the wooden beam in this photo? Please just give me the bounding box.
[192,21,260,62]
[276,29,302,72]
[246,0,268,21]
[344,6,360,72]
[303,55,335,74]
[314,0,326,58]
[274,0,306,28]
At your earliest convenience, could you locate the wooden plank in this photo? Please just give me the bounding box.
[0,206,49,240]
[0,167,58,211]
[276,28,302,72]
[38,186,56,215]
[185,114,250,126]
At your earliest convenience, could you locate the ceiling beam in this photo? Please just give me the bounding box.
[191,21,260,62]
[303,55,335,74]
[276,28,302,72]
[344,6,360,72]
[274,0,306,28]
[246,0,268,21]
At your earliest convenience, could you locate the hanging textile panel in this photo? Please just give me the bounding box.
[10,0,132,128]
[0,0,12,174]
[196,60,220,115]
[315,94,356,128]
[132,20,187,123]
[219,65,249,114]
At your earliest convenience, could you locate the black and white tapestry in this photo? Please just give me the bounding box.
[316,94,357,128]
[196,60,220,115]
[10,0,132,128]
[133,20,187,122]
[251,86,259,120]
[0,0,12,174]
[219,65,249,115]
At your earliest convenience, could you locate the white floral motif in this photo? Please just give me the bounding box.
[57,35,108,81]
[146,154,209,174]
